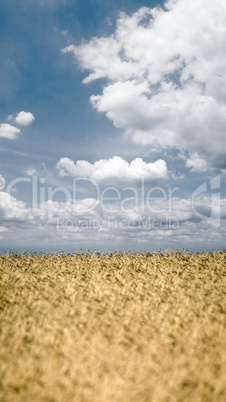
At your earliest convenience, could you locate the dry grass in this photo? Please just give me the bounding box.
[0,250,226,402]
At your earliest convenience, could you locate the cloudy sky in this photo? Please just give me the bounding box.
[0,0,226,253]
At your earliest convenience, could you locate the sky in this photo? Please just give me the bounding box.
[0,0,226,253]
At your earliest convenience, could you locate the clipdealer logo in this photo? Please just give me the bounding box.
[192,175,221,227]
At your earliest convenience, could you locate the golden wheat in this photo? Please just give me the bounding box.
[0,250,226,401]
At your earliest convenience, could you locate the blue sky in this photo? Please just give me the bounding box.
[0,0,226,253]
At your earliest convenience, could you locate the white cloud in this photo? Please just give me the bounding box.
[25,168,38,176]
[0,225,9,239]
[56,156,168,185]
[0,175,6,191]
[0,191,29,221]
[0,185,225,251]
[0,226,8,233]
[185,152,207,173]
[0,124,20,140]
[64,0,226,170]
[15,111,35,126]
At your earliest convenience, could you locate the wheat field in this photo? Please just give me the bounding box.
[0,250,226,402]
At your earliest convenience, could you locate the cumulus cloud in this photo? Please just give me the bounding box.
[0,175,6,191]
[15,111,35,126]
[0,124,21,140]
[56,156,168,185]
[63,0,226,170]
[0,175,6,190]
[0,226,8,233]
[25,168,38,176]
[185,152,207,173]
[0,185,225,250]
[0,191,29,221]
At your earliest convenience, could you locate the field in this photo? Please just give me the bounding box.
[0,250,226,402]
